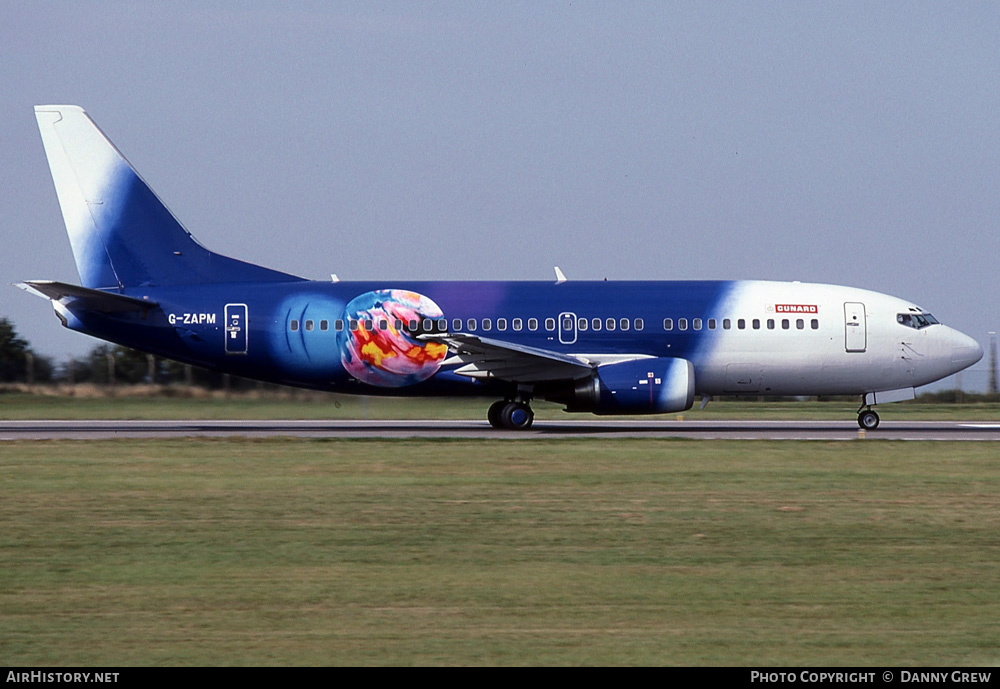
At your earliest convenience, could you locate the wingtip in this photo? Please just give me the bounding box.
[554,266,567,284]
[14,281,51,300]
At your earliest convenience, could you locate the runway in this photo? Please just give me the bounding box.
[2,419,999,440]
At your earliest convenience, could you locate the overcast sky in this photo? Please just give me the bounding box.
[2,1,997,389]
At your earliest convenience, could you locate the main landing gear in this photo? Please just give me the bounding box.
[488,399,535,430]
[857,406,880,430]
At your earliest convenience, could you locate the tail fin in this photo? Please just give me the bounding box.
[34,105,302,289]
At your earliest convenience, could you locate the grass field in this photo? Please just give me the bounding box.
[2,438,998,665]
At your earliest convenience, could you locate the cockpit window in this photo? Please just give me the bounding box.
[897,312,939,330]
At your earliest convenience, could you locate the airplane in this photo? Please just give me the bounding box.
[19,105,984,430]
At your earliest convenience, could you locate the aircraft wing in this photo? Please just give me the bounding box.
[422,332,594,383]
[16,280,158,313]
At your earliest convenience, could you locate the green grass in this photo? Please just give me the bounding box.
[1,389,999,421]
[1,438,998,665]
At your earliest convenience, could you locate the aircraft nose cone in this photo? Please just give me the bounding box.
[950,331,984,371]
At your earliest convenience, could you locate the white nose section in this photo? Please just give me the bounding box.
[949,330,984,372]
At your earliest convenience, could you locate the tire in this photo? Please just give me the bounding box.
[501,402,534,430]
[858,410,880,430]
[488,400,507,429]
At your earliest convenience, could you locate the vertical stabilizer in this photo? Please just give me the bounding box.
[34,105,301,289]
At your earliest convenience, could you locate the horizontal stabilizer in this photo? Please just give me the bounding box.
[17,280,158,313]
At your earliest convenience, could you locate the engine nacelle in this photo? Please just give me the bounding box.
[563,357,695,415]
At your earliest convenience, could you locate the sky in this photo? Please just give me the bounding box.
[2,1,997,390]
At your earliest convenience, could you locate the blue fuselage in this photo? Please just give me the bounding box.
[68,279,732,395]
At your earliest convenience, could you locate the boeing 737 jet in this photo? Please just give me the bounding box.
[20,105,983,430]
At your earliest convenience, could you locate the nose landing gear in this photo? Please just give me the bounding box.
[857,407,880,430]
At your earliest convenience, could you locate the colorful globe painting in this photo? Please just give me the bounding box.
[339,290,449,387]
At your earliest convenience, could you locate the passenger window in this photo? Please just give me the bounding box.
[513,318,523,331]
[663,318,673,331]
[796,319,804,330]
[592,318,602,331]
[379,319,388,330]
[290,320,299,331]
[528,318,538,331]
[437,319,448,332]
[781,319,789,330]
[811,319,819,330]
[320,320,329,331]
[305,320,314,331]
[619,318,629,331]
[467,318,477,331]
[497,318,507,331]
[408,319,418,331]
[767,319,775,330]
[335,319,344,331]
[738,319,745,330]
[364,320,374,331]
[634,318,644,331]
[679,318,688,331]
[545,318,555,331]
[708,318,717,330]
[350,319,359,331]
[693,318,702,331]
[482,318,492,331]
[606,318,616,331]
[422,318,433,331]
[578,318,588,331]
[752,319,760,330]
[453,318,463,331]
[562,316,574,330]
[723,319,731,330]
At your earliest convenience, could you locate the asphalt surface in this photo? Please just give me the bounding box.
[2,419,999,440]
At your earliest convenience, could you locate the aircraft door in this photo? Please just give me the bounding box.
[844,302,866,353]
[558,311,577,345]
[225,303,248,355]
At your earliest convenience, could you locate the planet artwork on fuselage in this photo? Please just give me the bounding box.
[339,289,448,387]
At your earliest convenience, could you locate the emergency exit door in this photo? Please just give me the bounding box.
[558,312,577,344]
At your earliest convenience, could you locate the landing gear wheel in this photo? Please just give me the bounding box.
[858,409,880,430]
[501,402,534,430]
[487,400,507,429]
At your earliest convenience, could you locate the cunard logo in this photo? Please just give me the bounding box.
[775,304,818,313]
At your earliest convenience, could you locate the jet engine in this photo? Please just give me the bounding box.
[558,357,695,415]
